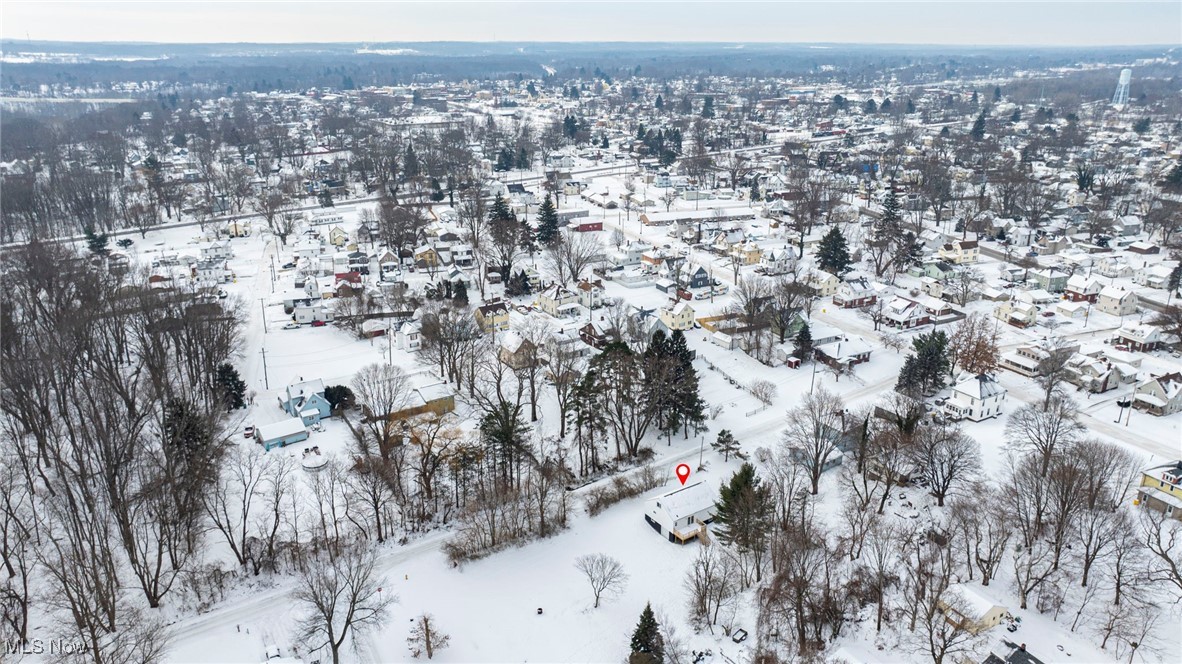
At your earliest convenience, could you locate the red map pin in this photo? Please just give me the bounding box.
[675,463,691,485]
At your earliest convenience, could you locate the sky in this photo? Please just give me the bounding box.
[1,1,1180,47]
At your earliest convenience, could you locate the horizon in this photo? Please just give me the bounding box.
[3,1,1180,48]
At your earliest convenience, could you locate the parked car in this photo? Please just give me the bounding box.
[282,322,301,330]
[243,425,254,439]
[116,238,134,248]
[282,262,297,269]
[217,289,229,299]
[311,320,327,327]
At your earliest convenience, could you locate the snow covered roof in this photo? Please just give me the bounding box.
[256,418,307,441]
[953,373,1006,400]
[649,482,716,522]
[944,583,1006,620]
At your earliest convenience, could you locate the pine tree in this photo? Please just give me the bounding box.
[404,144,420,178]
[906,98,916,114]
[714,463,773,567]
[881,179,902,228]
[515,146,530,170]
[749,181,761,203]
[1133,117,1151,134]
[318,189,334,207]
[863,99,878,114]
[1165,156,1182,192]
[491,193,514,223]
[970,110,987,141]
[880,98,892,113]
[214,363,247,411]
[817,226,851,275]
[324,385,356,412]
[535,193,560,246]
[629,603,665,664]
[701,97,714,118]
[993,86,1002,101]
[1167,264,1182,297]
[655,94,664,110]
[495,148,514,172]
[793,322,814,361]
[84,226,110,256]
[712,429,741,462]
[453,280,469,306]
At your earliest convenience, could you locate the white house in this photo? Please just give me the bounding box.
[942,373,1007,422]
[397,321,422,352]
[658,300,695,331]
[940,583,1009,635]
[1096,286,1138,317]
[644,482,717,544]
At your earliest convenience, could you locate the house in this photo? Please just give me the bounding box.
[940,584,1008,635]
[1134,372,1182,416]
[1000,344,1049,377]
[537,285,581,318]
[498,332,538,370]
[1065,274,1104,302]
[1127,241,1160,255]
[644,482,717,544]
[1064,354,1128,393]
[1096,256,1134,278]
[328,226,349,247]
[198,239,233,260]
[397,321,422,352]
[413,245,442,269]
[729,241,763,266]
[1135,264,1175,290]
[993,299,1039,328]
[882,296,932,329]
[256,418,310,452]
[659,301,695,331]
[1029,268,1069,293]
[922,260,957,282]
[1096,286,1138,317]
[279,378,332,425]
[293,302,333,324]
[576,279,605,309]
[937,239,979,264]
[833,277,877,309]
[1114,323,1162,352]
[610,241,652,267]
[579,319,615,349]
[571,218,603,232]
[193,260,228,285]
[760,247,796,275]
[682,265,712,290]
[475,301,511,333]
[1136,461,1182,519]
[1116,214,1143,236]
[450,243,475,266]
[389,382,457,420]
[805,270,841,297]
[814,336,873,370]
[1055,300,1089,319]
[942,373,1007,422]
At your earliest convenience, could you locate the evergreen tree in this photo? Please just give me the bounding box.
[654,94,664,110]
[318,189,334,207]
[863,99,878,114]
[519,217,537,256]
[881,179,902,228]
[1133,117,1151,134]
[84,227,110,256]
[1167,264,1182,297]
[749,181,761,203]
[491,193,515,224]
[628,603,665,664]
[817,226,852,275]
[714,463,773,575]
[535,193,560,246]
[1010,109,1021,123]
[712,429,741,462]
[901,330,950,396]
[1165,156,1182,192]
[527,81,538,97]
[506,270,531,297]
[793,322,814,361]
[324,385,356,412]
[495,147,514,172]
[404,144,420,178]
[971,90,980,106]
[969,110,987,141]
[636,123,646,141]
[879,98,892,113]
[993,86,1002,101]
[453,280,469,306]
[669,330,706,438]
[906,98,916,114]
[214,363,247,411]
[515,146,530,170]
[701,97,715,119]
[602,136,610,149]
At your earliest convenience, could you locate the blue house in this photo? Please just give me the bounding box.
[684,265,711,289]
[279,378,332,426]
[256,418,309,451]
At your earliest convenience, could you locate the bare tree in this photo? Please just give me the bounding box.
[749,380,777,406]
[1034,336,1077,409]
[910,423,981,507]
[914,587,989,664]
[946,312,999,376]
[406,613,450,660]
[1004,399,1084,478]
[348,363,411,460]
[780,387,845,495]
[574,553,629,608]
[1142,508,1182,599]
[295,543,396,664]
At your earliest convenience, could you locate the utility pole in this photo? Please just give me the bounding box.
[260,298,268,333]
[260,347,270,389]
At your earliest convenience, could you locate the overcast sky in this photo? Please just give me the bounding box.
[2,1,1179,46]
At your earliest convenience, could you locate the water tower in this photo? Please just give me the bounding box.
[1112,68,1132,107]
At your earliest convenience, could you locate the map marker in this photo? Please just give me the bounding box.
[675,463,691,485]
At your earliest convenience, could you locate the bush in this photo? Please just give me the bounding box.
[585,465,662,516]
